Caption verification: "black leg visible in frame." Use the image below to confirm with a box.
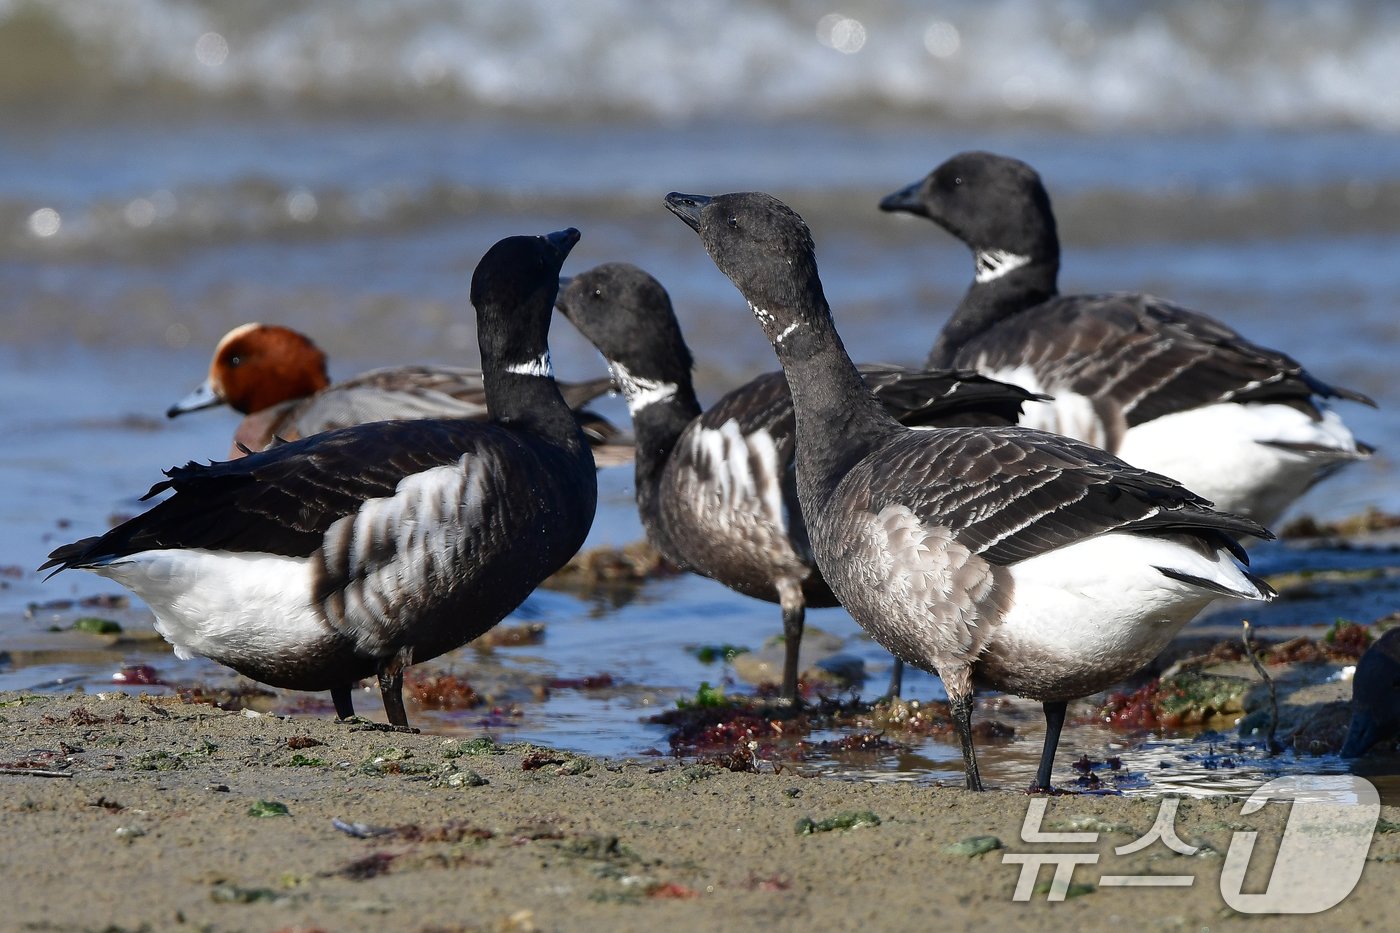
[1033,700,1068,792]
[777,584,805,706]
[884,659,904,701]
[949,692,984,791]
[331,685,355,720]
[378,658,409,728]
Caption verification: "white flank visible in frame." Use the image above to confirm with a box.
[91,550,325,668]
[980,362,1047,397]
[1115,402,1366,526]
[325,457,485,654]
[975,249,1032,283]
[609,361,677,414]
[982,363,1112,449]
[996,532,1268,678]
[693,421,786,533]
[505,351,554,377]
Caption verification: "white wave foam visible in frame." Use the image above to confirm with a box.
[6,0,1400,129]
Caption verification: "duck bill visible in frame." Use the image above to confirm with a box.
[878,180,927,216]
[664,192,712,232]
[166,378,225,418]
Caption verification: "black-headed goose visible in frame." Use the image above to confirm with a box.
[557,261,1038,703]
[880,150,1373,528]
[667,190,1274,790]
[43,230,598,728]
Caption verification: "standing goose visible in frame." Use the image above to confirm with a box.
[557,262,1038,703]
[666,190,1273,790]
[168,322,627,464]
[42,230,597,728]
[879,151,1373,528]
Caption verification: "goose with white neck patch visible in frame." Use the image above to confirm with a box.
[880,150,1373,529]
[666,190,1274,791]
[43,229,597,728]
[557,262,1039,704]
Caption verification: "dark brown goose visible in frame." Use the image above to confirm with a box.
[667,190,1274,790]
[42,230,597,728]
[880,150,1373,528]
[557,261,1038,702]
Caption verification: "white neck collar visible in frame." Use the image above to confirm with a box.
[610,361,677,414]
[975,249,1031,284]
[505,351,553,378]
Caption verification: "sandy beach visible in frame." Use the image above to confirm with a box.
[2,690,1397,932]
[6,4,1400,930]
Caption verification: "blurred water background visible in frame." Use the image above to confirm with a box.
[2,0,1399,790]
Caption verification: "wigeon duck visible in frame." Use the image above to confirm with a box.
[1341,627,1400,758]
[168,322,629,465]
[43,229,598,728]
[879,151,1374,528]
[557,262,1039,703]
[667,190,1272,790]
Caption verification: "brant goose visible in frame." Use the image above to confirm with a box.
[880,151,1373,528]
[42,230,597,728]
[666,190,1274,790]
[557,262,1038,702]
[169,322,628,464]
[1341,627,1400,758]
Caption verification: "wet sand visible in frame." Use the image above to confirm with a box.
[2,691,1397,932]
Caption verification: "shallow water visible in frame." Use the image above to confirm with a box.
[7,336,1399,796]
[4,2,1400,798]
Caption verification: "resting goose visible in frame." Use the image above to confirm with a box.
[880,150,1373,528]
[667,190,1273,790]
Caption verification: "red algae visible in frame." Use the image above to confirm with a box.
[111,664,164,685]
[335,852,398,881]
[285,735,325,750]
[520,751,566,771]
[406,671,481,710]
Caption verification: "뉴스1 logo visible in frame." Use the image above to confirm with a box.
[1003,774,1379,913]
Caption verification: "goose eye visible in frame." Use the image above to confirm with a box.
[593,288,603,299]
[953,176,963,186]
[227,355,243,368]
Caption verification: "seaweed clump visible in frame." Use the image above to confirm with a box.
[406,671,481,710]
[1098,670,1252,730]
